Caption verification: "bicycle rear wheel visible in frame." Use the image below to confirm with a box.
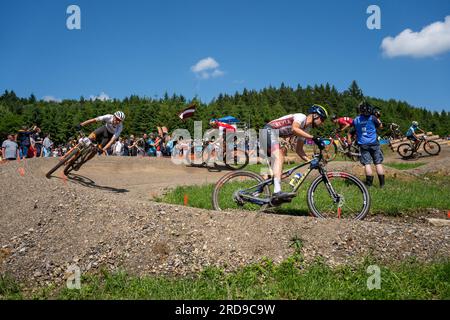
[349,145,361,162]
[397,143,414,159]
[307,172,370,220]
[212,171,271,211]
[45,148,79,178]
[225,149,249,170]
[423,140,440,156]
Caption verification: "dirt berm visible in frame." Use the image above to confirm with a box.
[0,156,449,290]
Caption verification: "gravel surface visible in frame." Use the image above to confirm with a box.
[0,154,449,290]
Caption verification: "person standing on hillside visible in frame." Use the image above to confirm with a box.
[32,126,43,157]
[2,134,20,161]
[17,126,35,159]
[353,101,385,188]
[42,134,53,157]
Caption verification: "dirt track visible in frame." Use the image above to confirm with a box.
[0,148,449,290]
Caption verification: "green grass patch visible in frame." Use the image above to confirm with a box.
[384,162,426,170]
[158,174,450,216]
[3,258,449,300]
[0,274,23,300]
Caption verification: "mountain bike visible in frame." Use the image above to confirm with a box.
[397,135,441,159]
[212,144,371,220]
[313,130,361,162]
[45,131,101,178]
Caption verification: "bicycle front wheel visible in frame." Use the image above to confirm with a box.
[424,140,440,156]
[45,148,79,178]
[307,172,370,220]
[212,171,271,211]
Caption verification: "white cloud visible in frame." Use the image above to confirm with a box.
[42,95,61,102]
[381,16,450,58]
[89,92,110,101]
[191,57,225,79]
[211,69,225,78]
[191,57,219,72]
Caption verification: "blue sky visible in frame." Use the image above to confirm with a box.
[1,0,449,111]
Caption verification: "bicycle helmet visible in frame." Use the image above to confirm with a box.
[412,121,419,127]
[308,104,329,120]
[114,111,126,121]
[358,101,373,115]
[331,114,338,121]
[373,107,381,118]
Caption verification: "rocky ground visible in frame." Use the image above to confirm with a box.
[0,149,449,292]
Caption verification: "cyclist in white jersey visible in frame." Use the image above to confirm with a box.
[263,105,328,201]
[77,111,125,155]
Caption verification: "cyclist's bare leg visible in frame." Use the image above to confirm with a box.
[271,146,284,194]
[347,132,352,147]
[85,131,98,162]
[415,140,420,150]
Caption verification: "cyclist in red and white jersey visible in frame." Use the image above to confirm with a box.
[263,104,328,201]
[331,115,355,147]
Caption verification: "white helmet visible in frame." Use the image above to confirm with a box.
[412,121,418,127]
[114,111,125,121]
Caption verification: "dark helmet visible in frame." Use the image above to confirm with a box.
[373,108,381,118]
[308,104,329,120]
[358,101,373,115]
[331,114,338,121]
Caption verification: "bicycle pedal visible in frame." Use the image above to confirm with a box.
[270,193,296,205]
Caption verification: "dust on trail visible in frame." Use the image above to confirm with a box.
[0,148,449,290]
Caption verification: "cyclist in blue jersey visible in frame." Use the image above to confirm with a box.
[405,121,425,150]
[353,101,385,188]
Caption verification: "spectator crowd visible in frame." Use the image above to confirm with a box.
[1,125,181,161]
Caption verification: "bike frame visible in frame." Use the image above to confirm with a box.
[237,150,339,206]
[331,131,351,151]
[410,137,426,152]
[63,132,99,163]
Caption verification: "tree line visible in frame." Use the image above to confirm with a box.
[1,81,449,144]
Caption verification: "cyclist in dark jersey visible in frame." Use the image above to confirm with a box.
[264,104,328,201]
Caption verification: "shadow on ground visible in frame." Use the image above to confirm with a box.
[56,173,129,193]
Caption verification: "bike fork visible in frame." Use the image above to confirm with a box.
[321,174,341,204]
